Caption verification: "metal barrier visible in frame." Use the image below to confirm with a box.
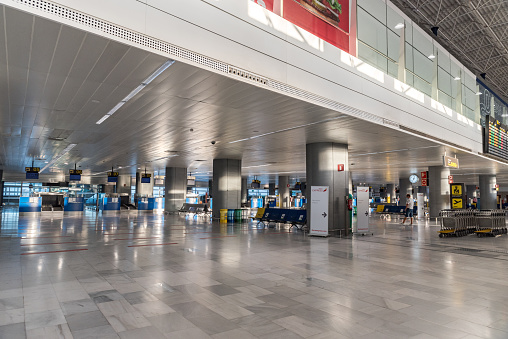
[438,209,507,238]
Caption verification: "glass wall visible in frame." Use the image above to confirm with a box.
[357,0,478,123]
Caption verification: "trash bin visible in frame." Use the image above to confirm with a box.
[234,209,242,222]
[227,209,235,222]
[220,209,228,223]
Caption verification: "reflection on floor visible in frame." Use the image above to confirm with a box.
[0,209,508,338]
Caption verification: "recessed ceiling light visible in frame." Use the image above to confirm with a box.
[454,77,461,81]
[476,92,482,95]
[428,54,436,59]
[394,23,405,29]
[64,162,68,165]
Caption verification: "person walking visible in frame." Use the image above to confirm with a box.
[401,193,414,225]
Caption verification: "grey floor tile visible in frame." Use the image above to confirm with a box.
[66,310,109,332]
[148,312,197,333]
[71,324,120,339]
[25,309,65,330]
[204,284,240,296]
[0,323,26,339]
[61,298,99,316]
[186,313,239,335]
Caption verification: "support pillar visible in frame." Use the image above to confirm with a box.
[479,175,497,209]
[301,181,307,197]
[0,170,3,207]
[306,143,350,234]
[136,172,154,198]
[278,176,290,208]
[268,183,275,195]
[116,175,131,196]
[428,166,450,218]
[164,167,187,213]
[212,159,241,219]
[386,184,395,204]
[241,177,248,205]
[398,178,412,204]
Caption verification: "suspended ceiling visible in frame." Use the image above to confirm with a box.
[0,4,506,185]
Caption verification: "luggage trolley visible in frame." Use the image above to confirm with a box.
[475,209,508,237]
[438,209,472,238]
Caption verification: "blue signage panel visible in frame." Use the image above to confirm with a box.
[141,177,150,183]
[69,174,81,181]
[26,172,39,180]
[107,177,118,183]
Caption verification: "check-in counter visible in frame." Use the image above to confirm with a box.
[100,197,121,212]
[19,197,42,214]
[64,197,84,213]
[137,197,155,211]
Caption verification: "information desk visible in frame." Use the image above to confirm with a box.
[137,198,155,211]
[19,197,42,213]
[100,197,121,211]
[64,197,84,213]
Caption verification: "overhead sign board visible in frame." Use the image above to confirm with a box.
[309,186,329,237]
[25,167,40,173]
[443,155,459,169]
[26,172,39,180]
[484,115,508,161]
[69,169,83,175]
[107,171,119,183]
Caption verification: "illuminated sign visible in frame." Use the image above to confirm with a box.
[443,155,459,169]
[484,115,508,161]
[69,169,83,175]
[25,167,40,173]
[450,183,465,209]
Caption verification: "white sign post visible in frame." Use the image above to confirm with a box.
[417,193,424,219]
[310,186,329,237]
[355,187,370,234]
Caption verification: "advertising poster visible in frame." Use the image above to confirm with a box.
[310,186,329,236]
[355,186,369,233]
[252,0,351,53]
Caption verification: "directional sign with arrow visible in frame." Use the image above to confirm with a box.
[322,212,327,218]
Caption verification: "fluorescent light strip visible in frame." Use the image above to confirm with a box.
[40,144,77,173]
[352,145,441,157]
[229,116,345,144]
[96,60,175,125]
[89,155,178,176]
[242,164,272,169]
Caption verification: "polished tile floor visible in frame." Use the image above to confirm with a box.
[1,209,508,338]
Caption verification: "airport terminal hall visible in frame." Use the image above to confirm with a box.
[3,0,508,338]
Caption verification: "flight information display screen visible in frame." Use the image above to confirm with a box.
[484,115,508,160]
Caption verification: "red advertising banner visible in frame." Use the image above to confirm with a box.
[253,0,350,53]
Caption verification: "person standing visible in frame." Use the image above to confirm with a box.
[401,193,414,225]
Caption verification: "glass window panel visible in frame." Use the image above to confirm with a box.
[387,30,400,61]
[405,23,412,44]
[451,61,461,79]
[388,59,398,78]
[412,28,433,56]
[358,8,387,55]
[387,6,402,36]
[465,87,476,109]
[405,43,413,71]
[413,50,433,83]
[451,76,460,97]
[405,72,414,86]
[358,0,386,24]
[358,42,388,73]
[438,90,451,108]
[438,50,451,73]
[465,73,476,91]
[414,76,431,97]
[438,67,451,95]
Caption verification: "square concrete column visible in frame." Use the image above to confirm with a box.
[116,175,131,196]
[212,159,241,218]
[241,177,248,205]
[278,176,290,208]
[306,143,350,233]
[268,183,275,195]
[136,172,154,198]
[398,178,412,204]
[479,175,497,209]
[164,167,187,213]
[386,184,395,204]
[428,166,451,218]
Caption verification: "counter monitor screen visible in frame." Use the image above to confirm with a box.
[484,115,508,161]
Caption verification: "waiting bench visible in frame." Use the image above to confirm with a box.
[253,208,307,230]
